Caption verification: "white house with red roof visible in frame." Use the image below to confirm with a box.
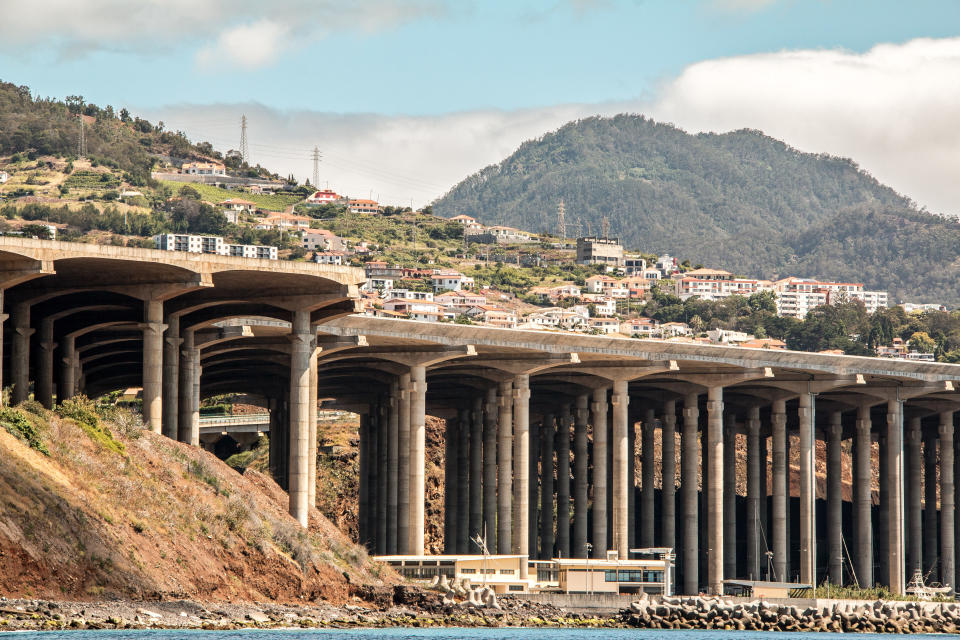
[306,189,341,205]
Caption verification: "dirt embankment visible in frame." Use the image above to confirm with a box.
[0,400,395,604]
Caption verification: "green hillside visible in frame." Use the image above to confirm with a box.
[433,114,960,304]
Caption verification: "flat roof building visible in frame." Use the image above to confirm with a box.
[576,237,624,266]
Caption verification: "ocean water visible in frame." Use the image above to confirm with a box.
[6,630,946,640]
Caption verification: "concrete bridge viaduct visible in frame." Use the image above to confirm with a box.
[5,238,960,596]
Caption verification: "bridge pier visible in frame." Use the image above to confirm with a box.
[287,310,313,527]
[827,413,843,584]
[940,412,955,590]
[513,374,531,576]
[497,379,513,554]
[162,315,180,440]
[141,299,165,433]
[641,408,655,549]
[681,392,699,593]
[747,406,762,580]
[661,400,677,558]
[573,393,589,558]
[556,404,571,559]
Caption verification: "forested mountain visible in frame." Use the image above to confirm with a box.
[433,115,960,303]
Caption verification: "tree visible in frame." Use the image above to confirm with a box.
[909,331,936,354]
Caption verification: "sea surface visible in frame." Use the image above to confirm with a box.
[4,629,947,640]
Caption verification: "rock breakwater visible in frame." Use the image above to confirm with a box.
[623,593,960,634]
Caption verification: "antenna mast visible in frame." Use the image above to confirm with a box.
[556,200,566,239]
[311,146,321,187]
[239,115,249,165]
[77,114,87,158]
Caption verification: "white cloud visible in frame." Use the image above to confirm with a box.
[0,0,445,67]
[147,36,960,215]
[649,37,960,215]
[195,20,289,70]
[709,0,777,12]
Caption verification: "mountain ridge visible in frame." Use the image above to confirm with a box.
[433,114,960,303]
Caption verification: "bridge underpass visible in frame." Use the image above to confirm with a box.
[6,237,960,597]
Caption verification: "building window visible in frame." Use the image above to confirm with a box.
[500,569,515,575]
[508,585,524,592]
[461,568,476,574]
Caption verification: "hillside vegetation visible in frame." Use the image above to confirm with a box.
[0,398,390,602]
[433,115,960,304]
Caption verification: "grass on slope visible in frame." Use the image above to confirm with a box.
[160,181,303,212]
[0,398,391,602]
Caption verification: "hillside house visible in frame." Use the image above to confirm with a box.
[466,305,518,329]
[385,289,434,302]
[220,198,258,213]
[313,251,344,265]
[306,189,341,205]
[620,317,660,338]
[740,338,787,350]
[348,199,381,214]
[302,229,345,252]
[254,212,311,231]
[588,317,620,334]
[576,236,624,267]
[382,298,443,322]
[661,322,692,337]
[449,214,484,231]
[0,171,8,184]
[431,270,474,293]
[182,161,226,176]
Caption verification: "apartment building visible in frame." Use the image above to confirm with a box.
[576,236,624,266]
[153,234,277,260]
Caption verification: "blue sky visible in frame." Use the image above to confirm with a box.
[3,1,958,114]
[1,1,959,210]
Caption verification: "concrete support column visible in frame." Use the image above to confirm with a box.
[662,400,677,554]
[512,374,531,576]
[141,299,165,433]
[939,412,955,591]
[887,399,905,594]
[367,409,380,551]
[681,393,699,594]
[376,401,388,555]
[854,404,873,587]
[444,415,457,554]
[469,396,483,542]
[456,407,470,554]
[540,413,556,559]
[11,302,32,405]
[177,331,199,445]
[878,431,889,585]
[358,413,370,548]
[772,398,788,583]
[557,405,571,558]
[36,318,55,409]
[706,386,724,594]
[483,387,498,548]
[798,392,816,586]
[611,380,630,559]
[387,382,400,555]
[923,426,938,578]
[641,408,656,548]
[408,364,427,556]
[308,348,319,510]
[905,417,922,576]
[497,380,513,554]
[397,372,412,553]
[747,406,762,580]
[287,309,313,527]
[161,315,180,439]
[529,415,540,560]
[573,394,589,558]
[827,412,844,585]
[591,387,609,558]
[723,411,736,579]
[0,291,6,403]
[59,334,76,402]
